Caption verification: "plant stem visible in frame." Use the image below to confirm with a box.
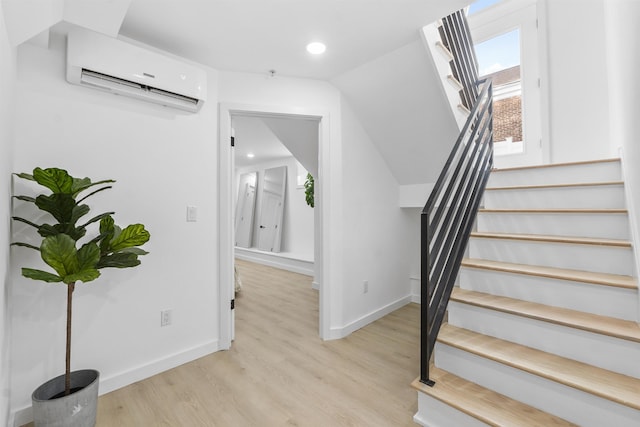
[65,282,75,396]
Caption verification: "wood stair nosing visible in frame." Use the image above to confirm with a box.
[469,231,632,248]
[411,368,577,427]
[450,288,640,343]
[461,258,637,289]
[485,180,624,191]
[437,323,640,411]
[491,158,620,173]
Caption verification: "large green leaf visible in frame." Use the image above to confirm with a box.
[99,216,115,252]
[37,223,60,237]
[63,269,100,284]
[77,242,100,270]
[22,268,62,283]
[33,168,74,194]
[70,204,90,224]
[35,194,76,223]
[99,215,115,234]
[109,224,150,251]
[40,234,79,278]
[97,252,141,269]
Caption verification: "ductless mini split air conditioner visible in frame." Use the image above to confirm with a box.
[66,29,207,113]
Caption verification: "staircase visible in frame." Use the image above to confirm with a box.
[413,158,640,426]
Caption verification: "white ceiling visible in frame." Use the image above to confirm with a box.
[233,116,292,168]
[119,0,471,80]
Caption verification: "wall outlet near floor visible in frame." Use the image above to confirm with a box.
[160,309,172,327]
[363,280,369,294]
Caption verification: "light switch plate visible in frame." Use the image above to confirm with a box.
[187,205,198,222]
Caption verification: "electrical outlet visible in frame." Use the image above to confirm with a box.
[160,310,172,327]
[363,280,369,294]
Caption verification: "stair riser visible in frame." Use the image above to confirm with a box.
[414,393,488,427]
[483,185,625,209]
[459,268,638,321]
[435,343,640,427]
[468,238,634,276]
[488,161,621,187]
[448,302,640,378]
[477,212,629,240]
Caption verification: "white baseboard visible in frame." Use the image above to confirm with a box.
[328,295,412,340]
[235,247,314,276]
[311,281,320,290]
[11,340,219,426]
[411,276,421,304]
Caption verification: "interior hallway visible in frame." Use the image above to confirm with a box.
[28,260,420,426]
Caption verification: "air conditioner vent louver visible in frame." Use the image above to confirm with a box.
[67,29,207,113]
[80,69,200,110]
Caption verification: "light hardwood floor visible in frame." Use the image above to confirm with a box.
[26,260,421,426]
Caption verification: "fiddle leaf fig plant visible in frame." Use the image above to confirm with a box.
[11,167,150,396]
[304,173,314,208]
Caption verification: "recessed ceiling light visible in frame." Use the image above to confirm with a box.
[247,153,255,158]
[306,42,326,55]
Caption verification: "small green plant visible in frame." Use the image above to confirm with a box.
[304,173,314,208]
[11,167,150,396]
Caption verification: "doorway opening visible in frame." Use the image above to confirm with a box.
[218,104,331,348]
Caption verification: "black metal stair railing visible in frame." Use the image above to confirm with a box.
[420,9,494,386]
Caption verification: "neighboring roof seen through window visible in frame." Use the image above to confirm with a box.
[468,0,503,15]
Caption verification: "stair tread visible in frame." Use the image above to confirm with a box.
[438,324,640,410]
[412,368,577,427]
[470,231,632,248]
[486,180,624,191]
[450,288,640,343]
[479,208,627,214]
[462,258,637,289]
[491,158,620,173]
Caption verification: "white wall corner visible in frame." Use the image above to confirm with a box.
[63,0,132,37]
[618,148,640,323]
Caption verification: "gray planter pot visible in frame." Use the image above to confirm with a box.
[31,369,99,427]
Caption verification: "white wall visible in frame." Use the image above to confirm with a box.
[219,71,416,338]
[0,3,16,425]
[604,0,640,288]
[236,156,314,260]
[9,31,220,421]
[339,99,412,332]
[544,0,613,162]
